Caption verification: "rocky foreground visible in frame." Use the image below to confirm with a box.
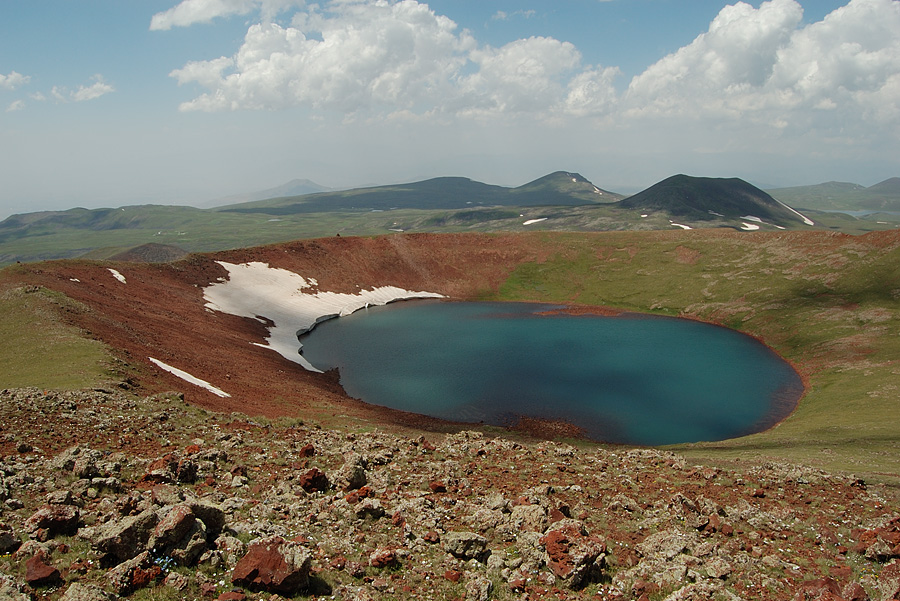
[1,388,900,601]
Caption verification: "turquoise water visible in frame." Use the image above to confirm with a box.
[298,300,803,445]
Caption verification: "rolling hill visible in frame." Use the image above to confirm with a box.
[768,177,900,212]
[621,174,814,227]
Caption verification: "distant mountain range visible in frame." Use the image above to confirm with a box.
[218,171,622,214]
[2,170,898,265]
[766,178,900,212]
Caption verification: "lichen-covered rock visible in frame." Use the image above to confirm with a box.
[88,508,158,566]
[59,582,117,601]
[636,529,700,561]
[465,574,493,601]
[105,551,161,595]
[0,573,30,601]
[231,535,313,595]
[336,453,368,491]
[442,531,488,560]
[508,503,549,533]
[148,503,209,566]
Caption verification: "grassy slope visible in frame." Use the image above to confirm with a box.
[492,230,900,483]
[0,277,112,389]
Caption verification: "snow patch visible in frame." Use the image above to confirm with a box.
[741,223,761,231]
[774,200,815,226]
[669,222,692,230]
[740,215,763,223]
[202,261,444,372]
[149,357,230,398]
[523,218,548,226]
[108,269,126,284]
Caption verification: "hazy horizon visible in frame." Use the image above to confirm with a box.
[2,0,898,219]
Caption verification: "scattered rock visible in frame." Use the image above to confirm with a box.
[231,535,313,595]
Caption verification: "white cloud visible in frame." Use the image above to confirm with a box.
[492,10,536,21]
[164,0,900,155]
[623,0,900,137]
[169,0,616,118]
[150,0,305,30]
[51,76,115,103]
[0,71,30,90]
[6,100,25,112]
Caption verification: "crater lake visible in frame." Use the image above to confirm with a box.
[298,300,803,445]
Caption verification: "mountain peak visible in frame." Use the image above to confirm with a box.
[621,174,813,227]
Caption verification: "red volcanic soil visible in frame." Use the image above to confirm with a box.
[10,233,560,436]
[8,229,897,439]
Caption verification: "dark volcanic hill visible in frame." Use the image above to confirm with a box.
[621,174,813,227]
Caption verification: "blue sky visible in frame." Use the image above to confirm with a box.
[1,0,898,218]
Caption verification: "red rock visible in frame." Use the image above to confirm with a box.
[829,565,852,579]
[217,592,247,601]
[429,480,447,493]
[540,521,605,589]
[231,535,312,595]
[509,578,527,592]
[345,486,372,504]
[329,555,347,570]
[131,565,163,589]
[842,582,868,601]
[423,531,440,543]
[390,512,406,528]
[25,552,61,587]
[142,453,180,483]
[298,443,316,457]
[298,468,329,493]
[798,578,842,598]
[444,569,462,582]
[369,548,397,568]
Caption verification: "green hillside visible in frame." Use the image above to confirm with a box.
[768,177,900,212]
